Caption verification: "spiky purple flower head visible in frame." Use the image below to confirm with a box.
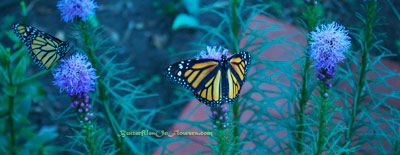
[57,0,98,23]
[196,46,231,60]
[209,104,229,129]
[53,53,98,96]
[309,22,351,73]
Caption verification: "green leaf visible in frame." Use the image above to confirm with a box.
[182,0,199,15]
[0,44,9,67]
[12,112,30,124]
[20,1,27,16]
[19,69,49,86]
[12,55,27,84]
[0,67,9,85]
[172,14,199,30]
[2,85,17,96]
[0,106,8,118]
[88,15,100,28]
[15,95,31,117]
[19,80,45,100]
[15,149,29,155]
[24,126,58,152]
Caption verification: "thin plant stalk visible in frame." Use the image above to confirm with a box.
[81,111,95,154]
[230,0,240,152]
[296,2,319,153]
[308,20,350,154]
[86,123,95,154]
[8,97,15,154]
[78,20,126,155]
[6,51,16,155]
[345,1,377,144]
[210,104,230,154]
[316,85,329,155]
[394,128,400,155]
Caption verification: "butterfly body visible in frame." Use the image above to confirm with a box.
[166,51,252,107]
[12,24,70,70]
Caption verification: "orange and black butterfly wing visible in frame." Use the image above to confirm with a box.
[165,59,223,107]
[224,51,252,104]
[12,24,37,46]
[12,24,69,70]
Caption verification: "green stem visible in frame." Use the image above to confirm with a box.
[231,0,239,53]
[394,135,399,155]
[316,84,329,155]
[218,134,223,154]
[217,130,228,154]
[230,0,240,153]
[393,128,400,155]
[296,3,318,153]
[7,54,15,155]
[345,1,376,144]
[297,52,311,153]
[78,20,126,155]
[232,100,239,149]
[84,121,95,155]
[8,96,15,155]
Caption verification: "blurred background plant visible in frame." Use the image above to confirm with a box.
[0,0,399,154]
[0,3,58,154]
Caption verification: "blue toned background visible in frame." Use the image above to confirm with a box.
[0,0,399,154]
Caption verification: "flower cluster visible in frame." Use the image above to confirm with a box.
[53,53,98,122]
[315,65,336,98]
[209,104,229,129]
[309,22,351,74]
[70,92,94,122]
[310,22,350,97]
[306,0,318,5]
[197,46,230,60]
[57,0,98,23]
[53,53,98,96]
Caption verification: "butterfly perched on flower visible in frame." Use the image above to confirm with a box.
[165,46,252,107]
[12,24,70,70]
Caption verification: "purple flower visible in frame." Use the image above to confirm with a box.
[69,92,94,122]
[309,22,351,73]
[209,104,229,129]
[196,46,230,60]
[57,0,98,23]
[53,53,98,96]
[305,0,318,5]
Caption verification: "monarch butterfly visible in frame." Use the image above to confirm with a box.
[165,50,252,107]
[12,24,70,70]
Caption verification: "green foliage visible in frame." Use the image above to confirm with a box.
[396,39,400,54]
[335,2,400,153]
[206,126,236,154]
[152,0,182,16]
[172,14,199,30]
[67,17,170,154]
[171,0,200,30]
[163,0,399,154]
[182,0,199,15]
[0,17,58,154]
[1,0,399,154]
